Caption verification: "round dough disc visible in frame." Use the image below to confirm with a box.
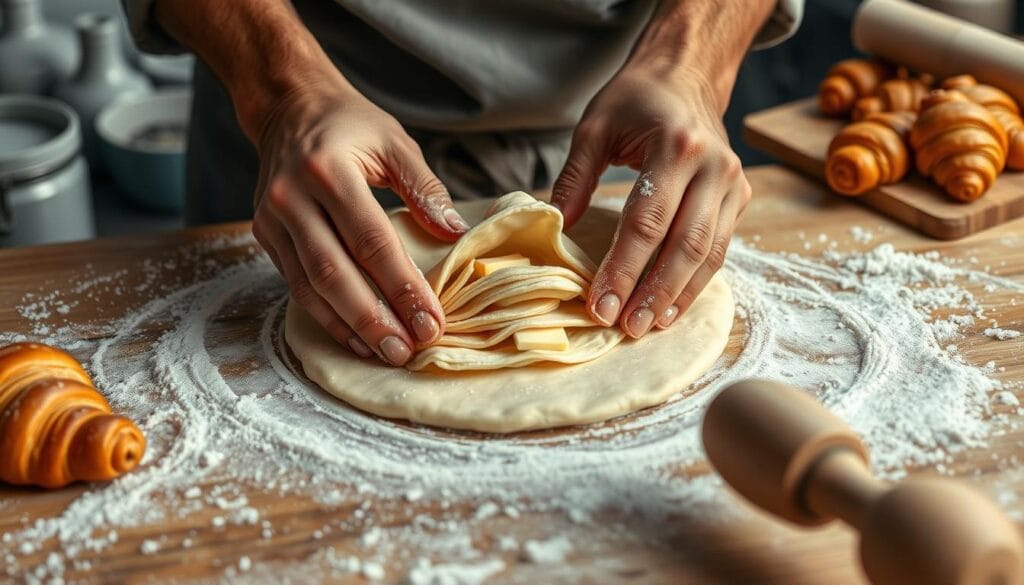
[285,199,735,433]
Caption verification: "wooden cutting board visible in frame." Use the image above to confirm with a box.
[743,97,1024,240]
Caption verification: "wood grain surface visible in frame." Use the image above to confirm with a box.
[744,98,1024,240]
[1,166,1022,584]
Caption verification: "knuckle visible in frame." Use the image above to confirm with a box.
[265,178,291,211]
[350,227,396,265]
[739,179,753,203]
[704,239,730,271]
[640,275,677,306]
[388,281,421,309]
[669,129,706,161]
[676,222,714,263]
[302,151,332,181]
[599,263,643,291]
[675,286,698,310]
[289,277,319,307]
[626,203,670,245]
[306,250,342,292]
[723,153,742,178]
[350,308,381,334]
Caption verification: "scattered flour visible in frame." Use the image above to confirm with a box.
[985,327,1022,341]
[406,558,505,585]
[2,224,1022,583]
[522,535,573,563]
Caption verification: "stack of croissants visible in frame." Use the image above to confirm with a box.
[819,58,1024,202]
[0,342,146,488]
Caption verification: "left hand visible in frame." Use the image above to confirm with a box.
[551,67,751,338]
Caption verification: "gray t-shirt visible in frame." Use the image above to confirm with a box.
[123,1,803,221]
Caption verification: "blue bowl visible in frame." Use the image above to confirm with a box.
[96,90,191,213]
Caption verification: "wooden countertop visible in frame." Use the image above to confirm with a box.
[1,165,1022,584]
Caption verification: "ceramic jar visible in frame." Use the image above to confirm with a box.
[0,0,78,94]
[0,95,94,247]
[53,13,152,169]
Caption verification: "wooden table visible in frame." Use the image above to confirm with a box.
[1,165,1022,584]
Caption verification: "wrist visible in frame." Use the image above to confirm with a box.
[233,57,354,145]
[623,0,775,112]
[152,0,356,142]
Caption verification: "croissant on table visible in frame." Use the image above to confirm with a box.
[826,111,916,196]
[819,59,896,116]
[941,75,1024,171]
[0,342,146,488]
[851,76,932,121]
[910,90,1008,202]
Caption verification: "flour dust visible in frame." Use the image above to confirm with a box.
[2,218,1023,584]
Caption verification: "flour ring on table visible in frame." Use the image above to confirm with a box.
[285,194,735,433]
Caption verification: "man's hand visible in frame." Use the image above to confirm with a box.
[153,0,469,365]
[551,0,773,338]
[251,77,469,365]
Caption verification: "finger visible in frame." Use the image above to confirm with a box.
[586,148,695,329]
[303,154,447,346]
[658,177,749,330]
[619,166,726,338]
[257,212,371,357]
[385,139,469,242]
[550,121,609,229]
[266,177,417,366]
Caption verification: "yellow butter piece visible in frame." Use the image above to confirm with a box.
[513,327,570,351]
[473,254,531,277]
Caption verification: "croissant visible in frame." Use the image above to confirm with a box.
[851,76,932,121]
[826,111,916,196]
[819,59,896,116]
[941,75,1024,170]
[910,90,1008,202]
[0,342,146,488]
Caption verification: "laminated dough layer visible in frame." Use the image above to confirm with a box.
[285,194,735,433]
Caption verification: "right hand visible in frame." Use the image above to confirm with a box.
[251,77,470,366]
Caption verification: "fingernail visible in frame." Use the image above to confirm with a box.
[626,308,655,338]
[443,208,469,232]
[657,305,679,329]
[593,293,621,326]
[348,337,373,358]
[379,336,412,365]
[411,311,439,343]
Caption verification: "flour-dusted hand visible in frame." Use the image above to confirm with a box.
[551,0,776,339]
[552,70,750,338]
[151,0,473,366]
[251,77,470,365]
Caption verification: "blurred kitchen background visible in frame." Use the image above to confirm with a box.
[0,0,1021,247]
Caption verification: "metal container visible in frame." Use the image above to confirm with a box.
[0,95,94,247]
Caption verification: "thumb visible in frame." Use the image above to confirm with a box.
[389,143,469,243]
[551,125,607,229]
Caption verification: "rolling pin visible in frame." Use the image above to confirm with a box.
[702,379,1024,585]
[853,0,1024,107]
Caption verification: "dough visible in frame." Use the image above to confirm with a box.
[409,192,623,371]
[285,193,735,433]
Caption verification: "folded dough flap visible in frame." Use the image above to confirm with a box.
[409,192,626,371]
[426,192,596,294]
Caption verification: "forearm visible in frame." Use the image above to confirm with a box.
[152,0,351,141]
[624,0,776,112]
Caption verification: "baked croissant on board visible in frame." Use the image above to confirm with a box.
[0,342,146,488]
[910,90,1008,202]
[826,111,916,196]
[818,59,896,116]
[851,76,932,121]
[941,75,1024,171]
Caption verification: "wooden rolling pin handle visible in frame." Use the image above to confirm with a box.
[802,448,886,530]
[703,379,1024,585]
[701,379,869,526]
